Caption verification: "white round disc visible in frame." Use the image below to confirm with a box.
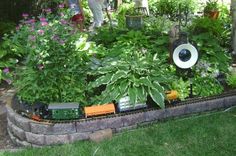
[173,43,198,69]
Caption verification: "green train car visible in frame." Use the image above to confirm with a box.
[48,103,80,120]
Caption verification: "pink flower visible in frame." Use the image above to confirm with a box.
[58,3,65,8]
[37,64,44,70]
[44,8,52,14]
[52,35,59,41]
[29,19,36,24]
[41,21,48,26]
[22,13,29,18]
[40,17,47,22]
[16,26,20,31]
[59,39,65,45]
[29,35,36,41]
[3,68,9,73]
[60,13,65,17]
[38,30,45,35]
[60,19,67,25]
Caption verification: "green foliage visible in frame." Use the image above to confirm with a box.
[149,0,197,20]
[193,76,223,97]
[144,15,173,33]
[226,72,236,88]
[189,16,231,74]
[171,78,190,100]
[0,21,16,37]
[116,2,135,28]
[203,0,219,13]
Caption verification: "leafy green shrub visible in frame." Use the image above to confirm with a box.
[10,6,95,105]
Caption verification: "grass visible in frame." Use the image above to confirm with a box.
[1,106,236,156]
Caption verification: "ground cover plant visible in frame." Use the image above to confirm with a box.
[1,107,236,156]
[0,0,233,109]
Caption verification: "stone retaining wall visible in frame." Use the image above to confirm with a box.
[3,90,236,147]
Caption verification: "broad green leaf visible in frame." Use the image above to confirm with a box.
[119,80,129,95]
[110,70,127,84]
[139,77,153,88]
[128,87,137,105]
[152,81,164,92]
[93,73,113,87]
[109,85,120,101]
[149,88,165,109]
[136,86,147,103]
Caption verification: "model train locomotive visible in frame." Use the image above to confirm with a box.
[19,90,178,121]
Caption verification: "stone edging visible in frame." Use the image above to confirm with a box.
[3,90,236,147]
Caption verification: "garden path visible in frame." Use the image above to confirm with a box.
[0,83,17,150]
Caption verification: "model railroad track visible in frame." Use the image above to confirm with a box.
[39,89,236,124]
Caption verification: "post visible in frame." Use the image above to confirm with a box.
[232,0,236,64]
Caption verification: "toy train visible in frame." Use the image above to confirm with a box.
[20,90,179,121]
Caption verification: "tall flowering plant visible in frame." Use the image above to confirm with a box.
[12,5,95,105]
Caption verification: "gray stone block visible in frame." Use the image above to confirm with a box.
[144,109,165,122]
[224,96,236,107]
[169,106,185,117]
[30,122,52,134]
[15,139,31,147]
[52,122,76,134]
[45,134,69,145]
[122,112,145,127]
[6,106,16,124]
[115,125,137,133]
[101,117,123,129]
[14,113,31,132]
[25,132,45,145]
[69,132,90,142]
[7,127,17,145]
[76,120,102,132]
[206,98,224,110]
[89,129,112,143]
[11,122,26,141]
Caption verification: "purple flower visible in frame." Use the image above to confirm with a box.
[3,68,9,73]
[38,29,45,35]
[22,13,29,18]
[41,21,48,26]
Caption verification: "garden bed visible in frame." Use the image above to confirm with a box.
[5,89,236,147]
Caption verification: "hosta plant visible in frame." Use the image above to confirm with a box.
[89,47,174,109]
